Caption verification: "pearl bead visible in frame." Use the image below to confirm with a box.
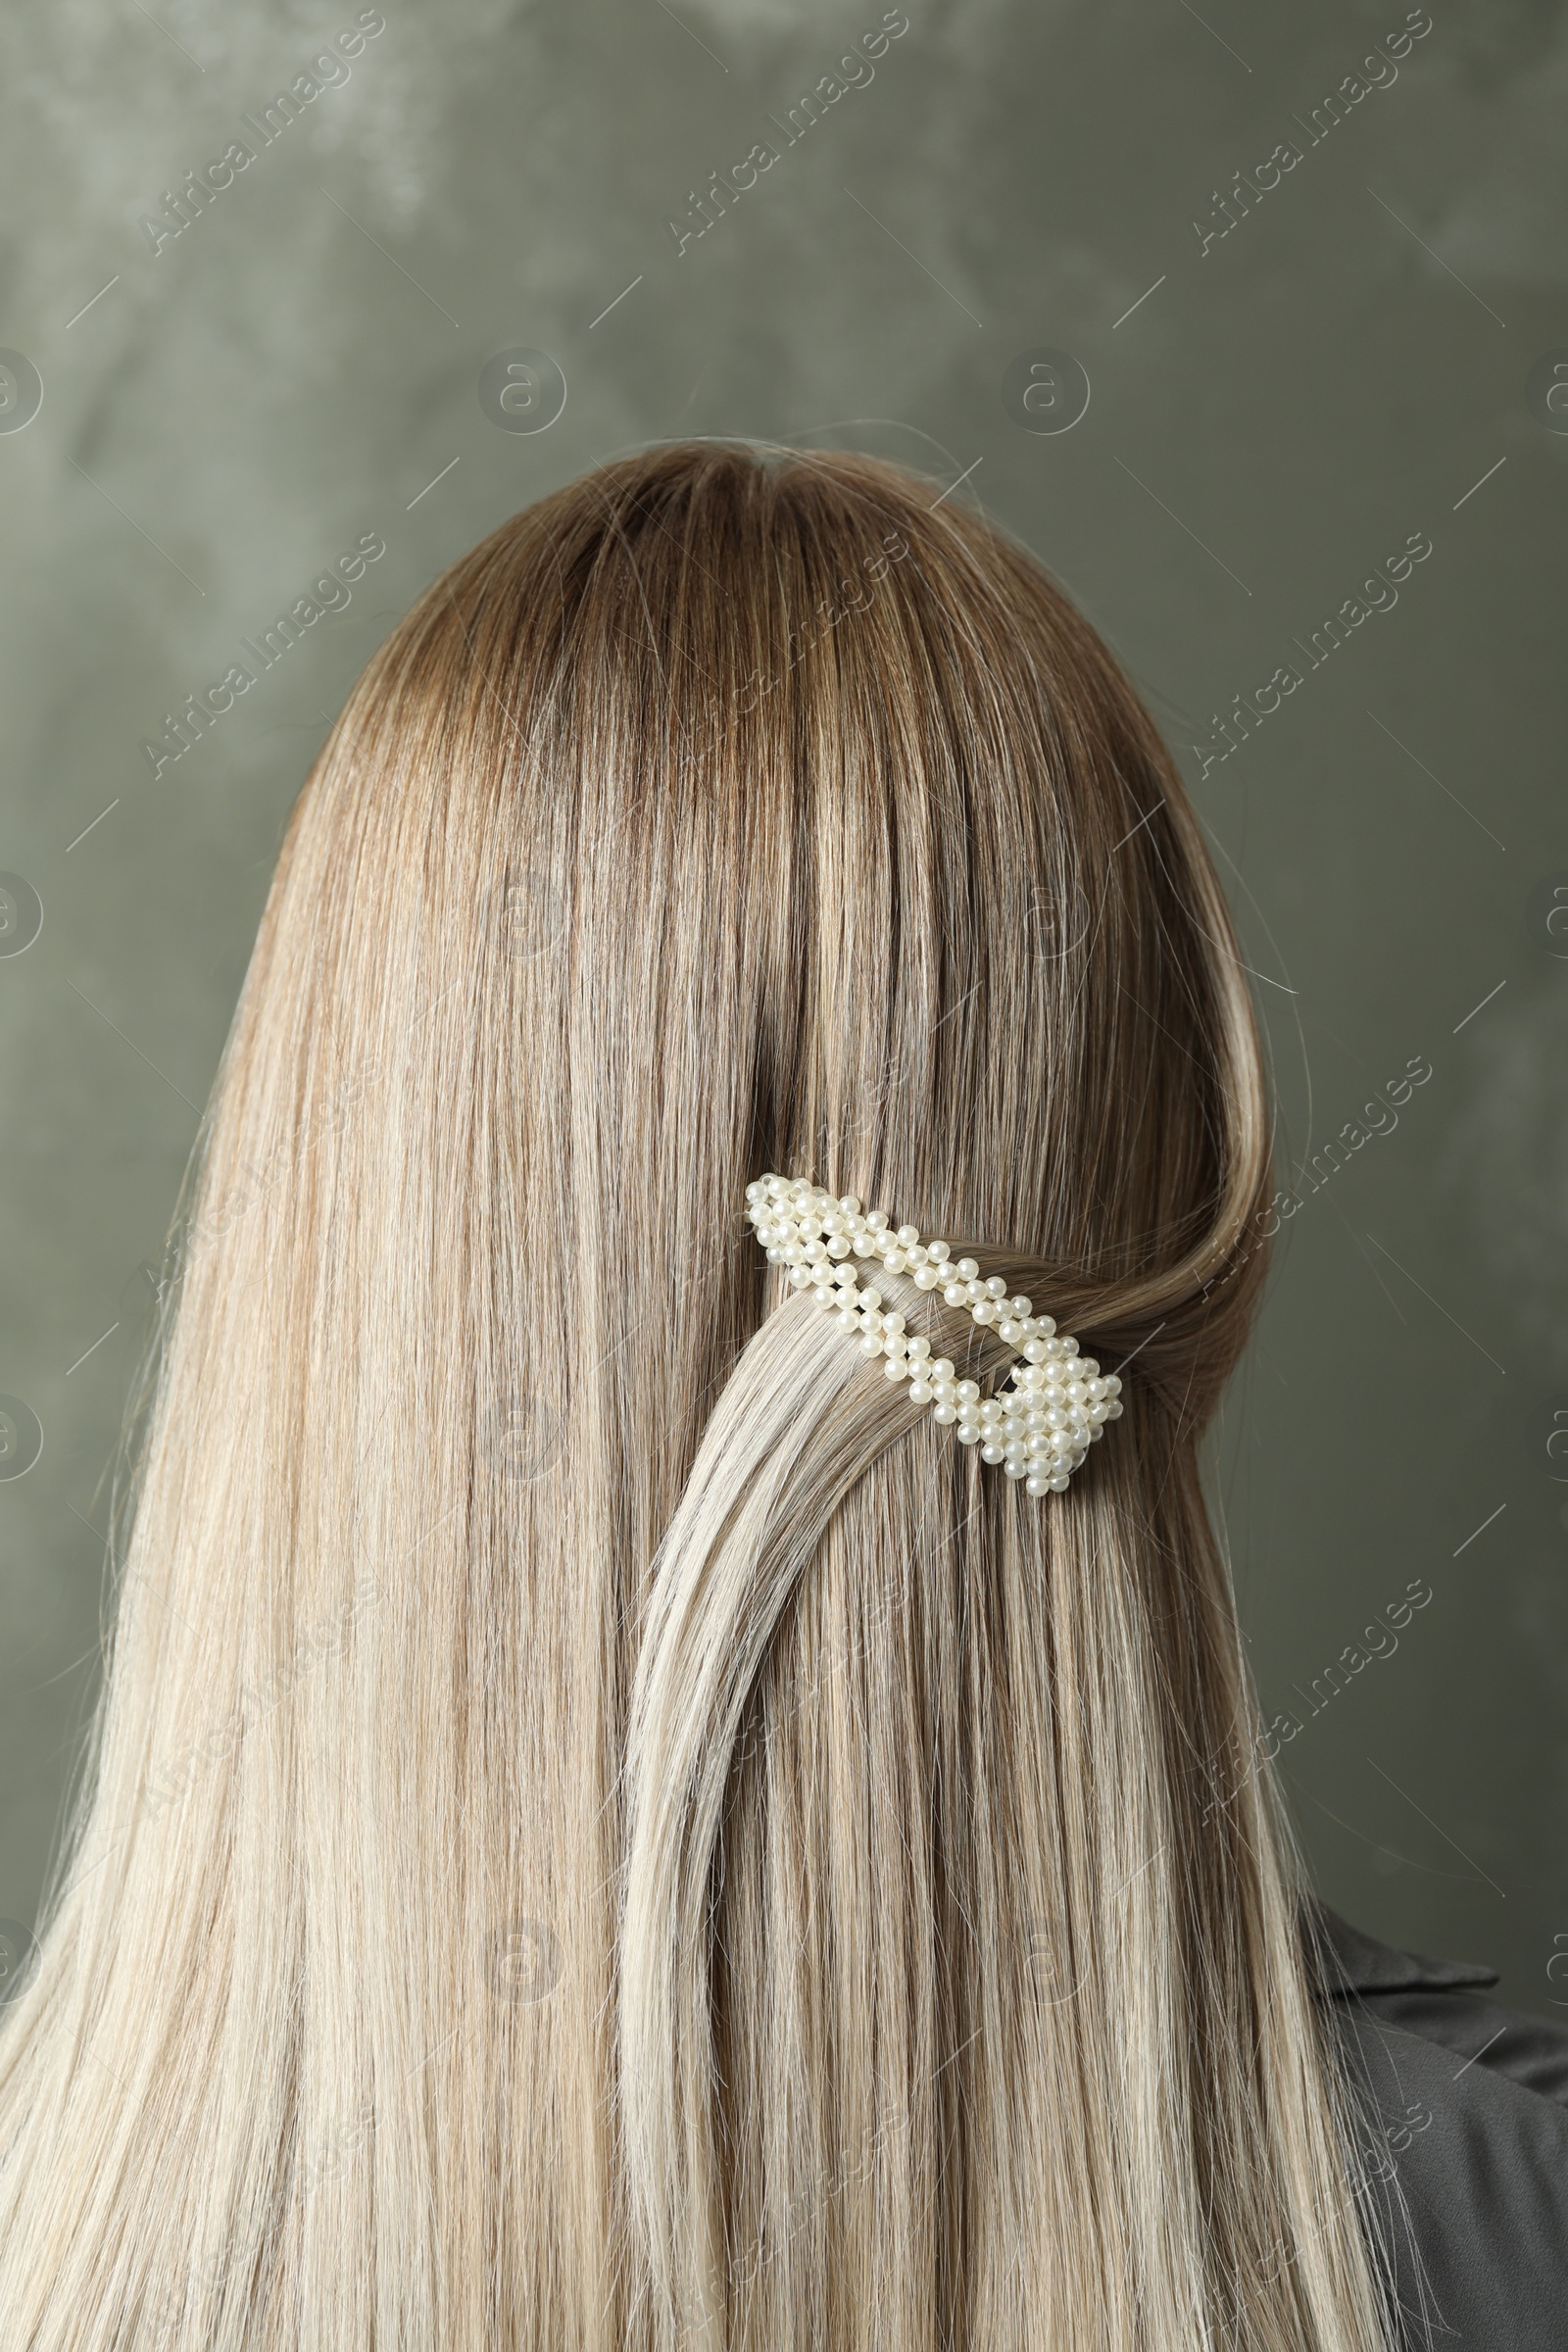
[908,1379,934,1403]
[956,1257,979,1281]
[884,1356,910,1382]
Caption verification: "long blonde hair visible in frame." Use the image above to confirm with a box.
[0,442,1399,2348]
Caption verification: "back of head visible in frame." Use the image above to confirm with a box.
[0,443,1396,2348]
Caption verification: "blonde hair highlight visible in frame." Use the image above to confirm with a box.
[0,442,1399,2348]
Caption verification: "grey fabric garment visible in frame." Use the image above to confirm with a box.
[1303,1898,1568,2348]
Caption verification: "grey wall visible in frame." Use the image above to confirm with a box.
[1,0,1565,2018]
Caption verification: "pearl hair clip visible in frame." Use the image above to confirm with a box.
[745,1173,1122,1494]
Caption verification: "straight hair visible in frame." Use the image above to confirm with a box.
[0,442,1402,2348]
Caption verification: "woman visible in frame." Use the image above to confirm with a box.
[1,441,1563,2347]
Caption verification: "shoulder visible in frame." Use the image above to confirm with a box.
[1307,1898,1568,2106]
[1304,1897,1568,2350]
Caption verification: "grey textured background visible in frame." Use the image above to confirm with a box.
[0,0,1565,2019]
